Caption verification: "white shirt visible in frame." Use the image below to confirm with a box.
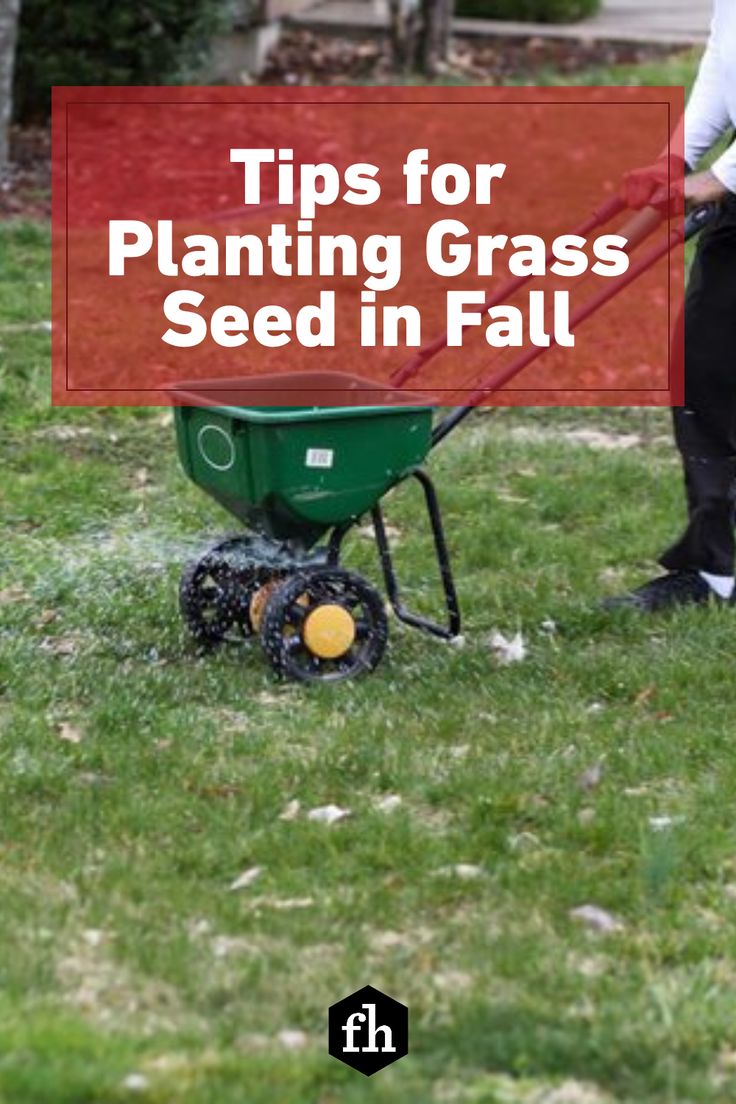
[686,0,736,191]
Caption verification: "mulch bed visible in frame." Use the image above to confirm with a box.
[261,28,682,85]
[0,32,685,221]
[1,125,51,220]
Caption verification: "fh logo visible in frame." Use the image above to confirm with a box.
[328,985,409,1076]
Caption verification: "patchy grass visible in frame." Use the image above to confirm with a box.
[4,50,736,1104]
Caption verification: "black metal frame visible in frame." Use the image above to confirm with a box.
[326,468,461,640]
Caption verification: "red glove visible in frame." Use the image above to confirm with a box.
[622,155,686,215]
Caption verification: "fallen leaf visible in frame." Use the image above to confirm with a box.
[488,630,527,666]
[436,863,483,880]
[540,1080,613,1104]
[277,1029,308,1050]
[82,929,110,947]
[0,585,30,604]
[307,804,350,825]
[649,815,684,831]
[35,608,57,628]
[358,522,401,543]
[578,762,604,792]
[41,636,78,657]
[58,722,83,744]
[448,744,470,759]
[508,831,539,852]
[229,865,263,891]
[121,1073,149,1093]
[76,771,113,788]
[211,934,259,958]
[278,798,300,821]
[569,904,623,934]
[255,690,293,706]
[375,794,402,813]
[633,685,656,706]
[246,896,315,911]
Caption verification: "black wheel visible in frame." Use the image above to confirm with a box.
[260,566,388,683]
[179,535,291,646]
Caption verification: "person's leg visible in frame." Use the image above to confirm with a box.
[607,197,736,611]
[661,197,736,579]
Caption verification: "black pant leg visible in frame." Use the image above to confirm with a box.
[659,197,736,577]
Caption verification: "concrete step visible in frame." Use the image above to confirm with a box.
[289,0,710,47]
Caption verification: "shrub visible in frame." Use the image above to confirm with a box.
[13,0,234,122]
[455,0,600,22]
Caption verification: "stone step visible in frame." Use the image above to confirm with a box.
[289,0,710,47]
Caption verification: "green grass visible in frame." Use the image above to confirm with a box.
[5,50,736,1104]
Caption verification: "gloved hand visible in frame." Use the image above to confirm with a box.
[622,154,687,215]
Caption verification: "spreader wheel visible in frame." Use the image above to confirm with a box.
[260,567,388,682]
[179,536,289,647]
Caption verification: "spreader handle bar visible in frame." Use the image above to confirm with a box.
[430,225,688,448]
[390,194,627,388]
[431,204,717,447]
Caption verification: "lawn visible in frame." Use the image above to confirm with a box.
[4,51,736,1104]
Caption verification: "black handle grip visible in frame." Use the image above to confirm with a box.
[684,203,718,242]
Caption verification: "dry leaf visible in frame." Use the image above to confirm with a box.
[35,609,57,628]
[41,636,78,657]
[488,630,527,666]
[375,794,402,813]
[634,685,656,707]
[58,722,83,744]
[277,1029,308,1050]
[436,863,483,880]
[211,935,259,958]
[508,831,540,852]
[0,585,30,604]
[649,815,684,831]
[120,1073,149,1093]
[246,896,315,911]
[307,804,350,825]
[578,762,604,792]
[228,865,263,891]
[278,799,300,821]
[569,904,623,934]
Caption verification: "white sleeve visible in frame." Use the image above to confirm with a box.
[684,25,731,170]
[711,142,736,193]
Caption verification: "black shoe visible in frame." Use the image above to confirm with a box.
[603,570,719,613]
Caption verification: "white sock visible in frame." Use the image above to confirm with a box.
[699,571,735,600]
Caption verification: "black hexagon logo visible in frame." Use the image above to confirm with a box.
[328,985,408,1076]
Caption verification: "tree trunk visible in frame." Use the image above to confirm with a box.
[387,0,452,77]
[386,0,421,73]
[418,0,452,76]
[0,0,21,180]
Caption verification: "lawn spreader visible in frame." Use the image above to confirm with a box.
[172,200,714,683]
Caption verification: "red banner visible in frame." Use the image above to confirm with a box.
[52,85,684,407]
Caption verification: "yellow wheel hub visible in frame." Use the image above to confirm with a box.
[303,603,356,659]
